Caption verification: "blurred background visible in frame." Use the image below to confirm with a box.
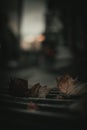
[1,0,87,88]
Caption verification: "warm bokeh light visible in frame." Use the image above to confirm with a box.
[36,35,45,42]
[20,35,44,51]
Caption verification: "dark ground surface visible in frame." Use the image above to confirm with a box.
[1,55,87,89]
[1,56,87,129]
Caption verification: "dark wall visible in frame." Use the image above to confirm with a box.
[0,0,22,88]
[47,1,87,56]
